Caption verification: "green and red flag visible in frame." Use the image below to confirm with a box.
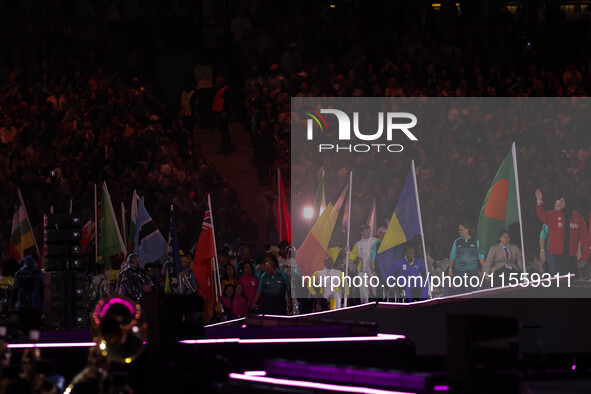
[477,144,520,255]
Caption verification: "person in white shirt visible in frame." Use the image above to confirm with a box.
[349,224,376,303]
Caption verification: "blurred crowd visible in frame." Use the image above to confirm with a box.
[0,0,590,323]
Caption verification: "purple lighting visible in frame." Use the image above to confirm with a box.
[8,342,97,349]
[243,371,267,376]
[228,372,415,394]
[433,385,450,391]
[179,333,404,345]
[98,297,136,318]
[572,365,577,371]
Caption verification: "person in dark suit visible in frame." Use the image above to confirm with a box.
[484,230,523,287]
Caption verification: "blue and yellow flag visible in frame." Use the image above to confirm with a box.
[375,167,421,279]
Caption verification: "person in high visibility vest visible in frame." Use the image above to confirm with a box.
[212,76,233,153]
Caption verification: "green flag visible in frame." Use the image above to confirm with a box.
[313,174,326,219]
[477,146,520,255]
[99,183,126,267]
[128,190,138,253]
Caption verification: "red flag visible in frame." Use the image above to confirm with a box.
[81,218,96,253]
[193,203,215,301]
[277,170,292,244]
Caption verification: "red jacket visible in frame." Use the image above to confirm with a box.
[536,203,566,255]
[537,203,588,256]
[583,212,591,262]
[569,210,587,257]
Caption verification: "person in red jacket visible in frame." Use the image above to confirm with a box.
[535,189,567,275]
[535,189,587,277]
[568,208,587,278]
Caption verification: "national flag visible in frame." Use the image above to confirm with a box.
[375,167,421,279]
[134,198,168,267]
[168,205,183,277]
[98,183,126,268]
[477,146,520,255]
[296,203,340,277]
[313,173,326,218]
[81,218,96,253]
[128,190,138,253]
[367,199,377,238]
[277,170,292,244]
[326,183,349,262]
[9,189,38,261]
[121,202,127,250]
[193,199,217,322]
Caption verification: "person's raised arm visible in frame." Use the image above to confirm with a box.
[535,189,549,224]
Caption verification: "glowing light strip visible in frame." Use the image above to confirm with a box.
[179,333,404,345]
[433,385,450,391]
[8,342,97,349]
[229,372,414,394]
[244,371,267,376]
[204,317,245,328]
[261,302,376,319]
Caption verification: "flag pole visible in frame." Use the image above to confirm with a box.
[208,194,222,298]
[18,189,39,256]
[344,171,352,308]
[94,184,98,265]
[277,168,282,243]
[512,142,527,273]
[411,161,431,299]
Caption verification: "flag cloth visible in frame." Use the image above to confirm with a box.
[277,170,292,244]
[313,174,326,218]
[133,198,168,267]
[128,190,138,253]
[9,190,38,262]
[376,168,421,279]
[367,199,377,238]
[296,203,340,277]
[121,203,127,251]
[98,183,126,268]
[326,183,349,262]
[193,202,216,323]
[81,218,96,253]
[168,205,183,277]
[477,148,519,255]
[164,269,172,294]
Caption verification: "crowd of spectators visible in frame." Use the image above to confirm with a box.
[0,1,590,319]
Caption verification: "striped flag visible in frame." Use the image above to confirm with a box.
[134,198,168,267]
[9,189,38,261]
[296,203,340,277]
[375,167,421,279]
[326,182,349,262]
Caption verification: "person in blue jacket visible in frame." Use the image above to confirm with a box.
[392,244,429,302]
[448,222,485,294]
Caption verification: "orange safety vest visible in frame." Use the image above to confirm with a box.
[212,86,229,112]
